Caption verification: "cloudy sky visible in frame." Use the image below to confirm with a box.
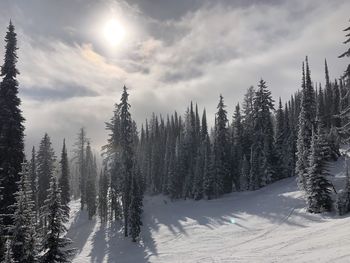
[0,0,349,155]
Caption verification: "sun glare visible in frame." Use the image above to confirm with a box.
[103,19,126,46]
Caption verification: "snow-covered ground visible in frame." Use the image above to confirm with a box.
[68,156,350,263]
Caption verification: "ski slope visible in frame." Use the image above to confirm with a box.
[68,156,350,263]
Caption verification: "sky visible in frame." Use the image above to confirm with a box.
[0,0,349,156]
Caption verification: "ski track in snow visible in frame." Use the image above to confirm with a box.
[68,156,350,263]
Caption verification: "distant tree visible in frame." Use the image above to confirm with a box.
[73,128,88,210]
[59,139,70,220]
[85,142,97,220]
[37,133,56,210]
[0,21,25,227]
[212,95,230,196]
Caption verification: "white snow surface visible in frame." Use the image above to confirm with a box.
[68,156,350,263]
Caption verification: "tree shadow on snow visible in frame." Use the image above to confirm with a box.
[143,177,330,239]
[66,209,96,254]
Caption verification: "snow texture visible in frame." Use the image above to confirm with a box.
[68,156,350,263]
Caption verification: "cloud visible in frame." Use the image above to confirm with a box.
[0,0,348,155]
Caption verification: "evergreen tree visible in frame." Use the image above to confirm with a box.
[296,58,316,191]
[212,95,230,196]
[306,127,333,213]
[41,176,75,263]
[73,128,88,210]
[339,20,350,78]
[4,239,14,263]
[250,79,275,189]
[232,103,244,190]
[129,172,143,242]
[0,21,25,227]
[10,162,38,263]
[119,86,138,237]
[275,98,286,179]
[37,133,56,210]
[85,142,97,220]
[98,167,109,223]
[59,139,70,220]
[28,146,39,222]
[336,162,350,215]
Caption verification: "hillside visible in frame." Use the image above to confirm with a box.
[68,156,350,263]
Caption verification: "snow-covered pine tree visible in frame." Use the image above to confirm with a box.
[275,98,286,180]
[336,162,350,215]
[28,146,39,223]
[192,109,208,200]
[119,86,137,237]
[37,133,56,218]
[4,239,14,263]
[59,139,70,220]
[213,95,230,196]
[232,103,244,191]
[306,127,333,213]
[296,58,316,191]
[41,176,76,263]
[129,172,143,242]
[73,127,88,210]
[250,79,276,188]
[85,142,97,220]
[98,167,109,223]
[0,21,25,227]
[10,162,38,263]
[242,86,255,160]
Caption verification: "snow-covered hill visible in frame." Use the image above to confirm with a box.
[68,156,350,263]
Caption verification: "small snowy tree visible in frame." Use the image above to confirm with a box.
[336,163,350,215]
[59,139,70,220]
[10,162,39,263]
[41,176,76,263]
[306,128,333,213]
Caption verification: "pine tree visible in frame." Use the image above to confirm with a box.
[98,167,109,223]
[275,98,286,179]
[296,58,316,191]
[28,146,39,223]
[73,128,88,210]
[129,173,143,242]
[213,95,230,196]
[41,176,76,263]
[10,162,38,263]
[37,133,56,210]
[232,103,244,190]
[4,239,14,263]
[306,127,333,213]
[250,79,275,188]
[85,142,97,220]
[0,21,25,227]
[339,20,350,78]
[119,86,137,237]
[336,162,350,215]
[59,139,70,220]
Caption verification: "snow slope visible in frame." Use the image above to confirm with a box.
[68,156,350,263]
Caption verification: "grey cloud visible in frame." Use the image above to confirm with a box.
[21,83,99,101]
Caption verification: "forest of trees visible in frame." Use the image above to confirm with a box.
[0,18,349,262]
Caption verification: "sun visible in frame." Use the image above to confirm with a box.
[103,19,126,46]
